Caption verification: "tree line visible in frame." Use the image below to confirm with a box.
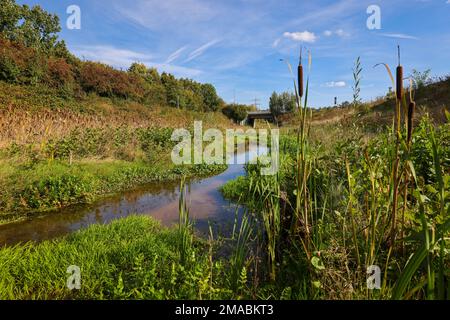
[0,0,223,112]
[269,91,296,116]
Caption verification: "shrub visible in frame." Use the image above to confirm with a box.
[79,61,145,100]
[0,53,20,82]
[222,103,251,122]
[45,57,75,92]
[19,174,94,210]
[0,36,45,84]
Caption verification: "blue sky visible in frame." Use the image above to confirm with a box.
[18,0,450,108]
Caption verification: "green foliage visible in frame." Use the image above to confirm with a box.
[411,69,431,89]
[0,36,46,85]
[19,174,95,210]
[201,83,222,111]
[0,0,22,34]
[0,0,61,51]
[0,53,20,82]
[158,74,221,111]
[0,216,233,299]
[269,91,295,116]
[79,61,145,100]
[221,103,252,122]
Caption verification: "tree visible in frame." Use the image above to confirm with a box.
[0,0,22,35]
[161,72,182,108]
[270,91,295,116]
[280,92,296,113]
[201,83,220,112]
[269,92,283,116]
[128,62,161,84]
[411,69,431,89]
[222,104,250,122]
[0,1,61,51]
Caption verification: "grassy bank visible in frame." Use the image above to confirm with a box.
[0,216,232,299]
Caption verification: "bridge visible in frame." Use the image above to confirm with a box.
[242,110,276,127]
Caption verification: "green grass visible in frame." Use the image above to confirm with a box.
[0,216,232,299]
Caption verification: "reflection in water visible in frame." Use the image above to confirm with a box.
[0,146,267,246]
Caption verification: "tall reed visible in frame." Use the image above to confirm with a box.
[178,179,193,266]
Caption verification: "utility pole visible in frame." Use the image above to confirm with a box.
[253,98,261,110]
[334,97,337,106]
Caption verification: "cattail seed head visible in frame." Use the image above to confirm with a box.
[407,101,416,144]
[298,64,304,98]
[396,65,403,101]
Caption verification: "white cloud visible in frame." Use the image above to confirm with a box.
[324,81,346,88]
[335,29,348,37]
[185,39,221,62]
[323,29,349,37]
[165,46,188,64]
[379,33,419,40]
[283,31,317,43]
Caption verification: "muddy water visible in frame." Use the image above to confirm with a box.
[0,146,267,246]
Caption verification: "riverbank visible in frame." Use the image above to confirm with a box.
[0,215,234,299]
[0,125,227,225]
[0,159,227,225]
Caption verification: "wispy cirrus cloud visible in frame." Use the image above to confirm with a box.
[287,0,361,28]
[71,45,202,78]
[185,39,221,62]
[72,45,153,68]
[379,33,419,40]
[166,46,188,64]
[118,0,216,32]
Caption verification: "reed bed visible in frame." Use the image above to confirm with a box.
[220,47,449,300]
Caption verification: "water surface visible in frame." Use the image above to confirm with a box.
[0,146,266,246]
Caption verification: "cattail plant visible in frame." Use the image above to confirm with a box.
[390,46,405,245]
[396,46,403,102]
[374,46,407,247]
[298,47,304,100]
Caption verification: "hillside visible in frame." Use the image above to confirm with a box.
[0,82,237,149]
[310,76,450,128]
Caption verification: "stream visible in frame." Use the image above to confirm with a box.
[0,145,267,246]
